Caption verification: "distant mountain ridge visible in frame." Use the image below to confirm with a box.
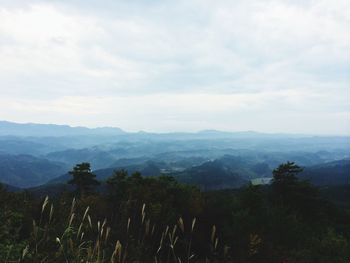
[0,121,125,137]
[0,120,349,190]
[0,154,67,188]
[2,120,350,139]
[300,159,350,185]
[48,161,162,185]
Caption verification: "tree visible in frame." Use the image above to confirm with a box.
[106,169,128,203]
[68,163,99,198]
[271,161,303,207]
[271,162,321,220]
[272,161,303,185]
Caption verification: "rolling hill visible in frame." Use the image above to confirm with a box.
[300,159,350,185]
[0,120,125,137]
[0,154,67,188]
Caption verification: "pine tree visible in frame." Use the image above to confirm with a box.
[68,162,100,198]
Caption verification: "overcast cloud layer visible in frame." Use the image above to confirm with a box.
[0,0,349,134]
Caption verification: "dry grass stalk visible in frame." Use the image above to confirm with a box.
[211,225,216,244]
[178,217,185,233]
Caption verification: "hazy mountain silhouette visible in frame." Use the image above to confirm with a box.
[0,120,125,137]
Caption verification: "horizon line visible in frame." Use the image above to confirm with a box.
[1,119,349,137]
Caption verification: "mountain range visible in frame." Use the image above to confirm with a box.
[0,120,349,189]
[0,120,125,137]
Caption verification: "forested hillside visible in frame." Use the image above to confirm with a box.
[1,162,349,262]
[0,122,349,262]
[0,154,67,188]
[0,122,349,189]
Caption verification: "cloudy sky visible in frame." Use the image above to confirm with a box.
[0,0,349,134]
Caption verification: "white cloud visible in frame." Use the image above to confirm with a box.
[0,0,349,134]
[0,90,348,134]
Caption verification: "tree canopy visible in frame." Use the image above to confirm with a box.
[68,162,99,197]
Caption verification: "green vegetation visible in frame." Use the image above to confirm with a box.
[1,122,349,189]
[0,162,349,262]
[68,162,100,198]
[0,154,66,188]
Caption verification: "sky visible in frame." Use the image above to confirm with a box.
[0,0,349,134]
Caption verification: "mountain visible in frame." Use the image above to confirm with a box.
[0,154,67,188]
[0,120,125,137]
[47,159,247,191]
[1,120,349,190]
[48,160,162,184]
[95,161,162,180]
[45,148,118,170]
[0,137,52,155]
[172,160,248,190]
[299,159,350,185]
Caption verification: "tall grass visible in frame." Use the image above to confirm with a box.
[7,196,228,263]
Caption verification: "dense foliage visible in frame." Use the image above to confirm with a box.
[0,162,349,262]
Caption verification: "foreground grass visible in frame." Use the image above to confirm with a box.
[5,196,232,263]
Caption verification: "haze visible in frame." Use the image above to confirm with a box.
[0,0,349,135]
